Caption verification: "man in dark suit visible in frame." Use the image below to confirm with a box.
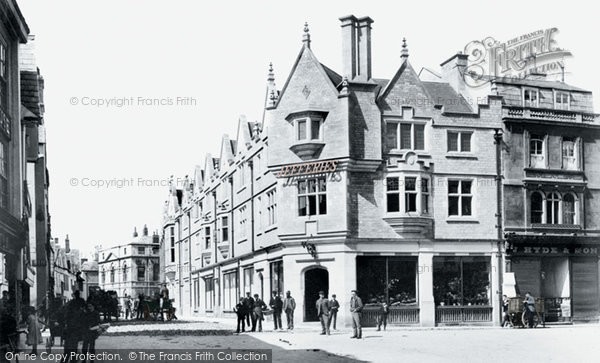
[244,292,254,326]
[350,290,363,339]
[315,291,330,335]
[269,291,283,331]
[328,294,340,330]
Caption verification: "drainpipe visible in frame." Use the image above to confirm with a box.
[249,160,255,252]
[229,177,235,258]
[188,211,192,309]
[213,191,218,264]
[494,129,505,325]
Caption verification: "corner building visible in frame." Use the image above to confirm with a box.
[162,15,598,326]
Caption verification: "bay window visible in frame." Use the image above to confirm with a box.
[295,117,322,141]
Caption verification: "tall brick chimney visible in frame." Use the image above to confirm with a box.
[340,15,373,83]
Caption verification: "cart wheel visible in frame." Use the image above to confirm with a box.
[521,311,541,328]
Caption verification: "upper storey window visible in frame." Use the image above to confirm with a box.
[523,88,539,107]
[554,91,570,110]
[386,121,425,151]
[529,134,546,169]
[286,110,328,160]
[296,117,322,141]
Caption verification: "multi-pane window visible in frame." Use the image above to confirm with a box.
[138,247,145,255]
[267,190,277,225]
[531,192,544,224]
[448,180,472,216]
[563,193,576,225]
[386,122,425,151]
[204,226,211,249]
[218,216,229,243]
[243,267,254,295]
[110,267,115,283]
[137,265,145,281]
[546,192,560,224]
[523,88,539,107]
[170,226,175,263]
[386,178,400,213]
[405,177,417,212]
[223,271,238,311]
[298,177,326,216]
[555,92,570,110]
[205,277,214,310]
[386,176,430,214]
[239,206,247,239]
[447,131,472,152]
[270,260,284,296]
[529,134,545,168]
[562,137,578,170]
[296,117,322,141]
[421,178,430,215]
[0,141,7,209]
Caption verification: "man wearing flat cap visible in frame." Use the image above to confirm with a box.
[315,290,331,335]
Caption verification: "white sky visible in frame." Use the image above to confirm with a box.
[16,0,600,257]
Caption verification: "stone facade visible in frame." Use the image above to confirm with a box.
[161,15,600,326]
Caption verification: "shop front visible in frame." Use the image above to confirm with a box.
[356,256,419,326]
[507,238,600,323]
[433,256,493,325]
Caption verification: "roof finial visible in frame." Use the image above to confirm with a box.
[302,22,311,49]
[401,37,409,59]
[267,62,275,82]
[339,76,349,97]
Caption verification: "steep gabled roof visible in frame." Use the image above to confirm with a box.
[276,45,340,106]
[235,115,253,153]
[219,134,235,169]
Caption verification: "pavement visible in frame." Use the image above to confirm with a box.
[18,318,600,363]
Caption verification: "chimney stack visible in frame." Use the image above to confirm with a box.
[339,15,373,83]
[133,227,138,238]
[440,52,469,98]
[65,234,70,253]
[143,224,148,236]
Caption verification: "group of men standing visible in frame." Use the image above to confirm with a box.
[234,291,297,333]
[233,289,365,339]
[316,290,363,338]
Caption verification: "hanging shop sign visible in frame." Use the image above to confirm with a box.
[275,160,338,178]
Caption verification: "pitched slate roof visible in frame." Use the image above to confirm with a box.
[422,81,473,113]
[321,63,343,87]
[494,77,589,93]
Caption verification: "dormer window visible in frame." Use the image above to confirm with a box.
[555,91,570,110]
[286,110,328,160]
[296,117,322,141]
[523,88,539,107]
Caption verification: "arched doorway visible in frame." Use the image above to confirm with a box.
[304,268,329,322]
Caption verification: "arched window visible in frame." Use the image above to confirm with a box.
[123,264,128,282]
[110,266,115,283]
[531,192,544,224]
[563,193,576,225]
[546,192,561,224]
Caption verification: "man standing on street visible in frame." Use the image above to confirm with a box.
[251,294,267,332]
[234,297,247,334]
[269,291,283,331]
[523,292,536,328]
[282,291,296,330]
[350,290,363,339]
[244,292,254,327]
[316,291,330,335]
[328,294,340,331]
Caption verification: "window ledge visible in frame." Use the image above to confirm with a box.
[445,153,477,160]
[446,217,479,223]
[264,225,277,234]
[236,185,247,194]
[237,238,248,244]
[388,149,430,157]
[530,223,582,230]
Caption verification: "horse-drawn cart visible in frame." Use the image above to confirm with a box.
[142,298,176,321]
[507,297,545,328]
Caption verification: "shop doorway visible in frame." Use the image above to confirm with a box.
[304,268,329,322]
[571,257,599,321]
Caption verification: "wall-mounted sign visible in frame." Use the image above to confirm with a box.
[275,160,338,178]
[511,246,599,255]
